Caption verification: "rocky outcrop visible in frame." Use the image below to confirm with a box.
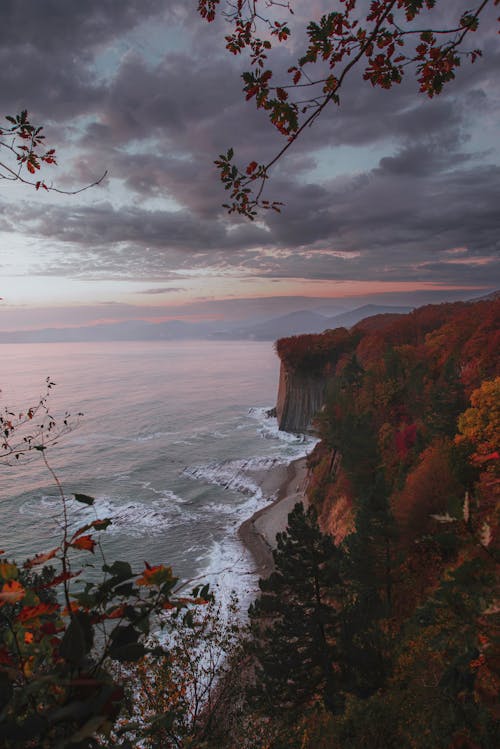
[274,327,353,433]
[276,361,326,432]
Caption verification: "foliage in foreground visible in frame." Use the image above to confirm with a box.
[0,111,105,195]
[199,0,497,217]
[0,400,213,749]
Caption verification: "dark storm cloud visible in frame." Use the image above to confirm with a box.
[7,201,271,254]
[6,151,499,288]
[0,0,176,118]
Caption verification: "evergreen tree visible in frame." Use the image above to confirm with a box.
[339,504,393,698]
[248,503,342,715]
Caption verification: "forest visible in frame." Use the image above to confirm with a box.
[272,295,499,748]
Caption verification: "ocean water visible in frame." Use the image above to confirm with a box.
[0,341,315,610]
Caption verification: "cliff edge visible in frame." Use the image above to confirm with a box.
[275,362,326,432]
[274,327,352,432]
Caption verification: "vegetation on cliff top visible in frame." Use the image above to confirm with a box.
[271,296,499,747]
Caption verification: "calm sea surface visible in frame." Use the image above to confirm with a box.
[0,341,314,608]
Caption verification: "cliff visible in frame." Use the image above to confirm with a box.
[275,361,326,432]
[274,326,353,432]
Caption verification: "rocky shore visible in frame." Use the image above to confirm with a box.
[239,456,309,579]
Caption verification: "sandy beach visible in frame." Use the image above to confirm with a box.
[239,457,309,578]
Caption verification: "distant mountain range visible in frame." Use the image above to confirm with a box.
[212,304,413,340]
[0,304,413,343]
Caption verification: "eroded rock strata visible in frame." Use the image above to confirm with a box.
[275,362,326,432]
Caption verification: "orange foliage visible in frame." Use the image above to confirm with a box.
[393,439,462,539]
[69,535,96,552]
[0,579,25,606]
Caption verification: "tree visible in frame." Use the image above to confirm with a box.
[338,476,396,698]
[0,109,106,194]
[457,377,500,462]
[248,502,342,716]
[198,0,497,217]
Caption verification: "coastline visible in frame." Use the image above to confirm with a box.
[239,456,309,579]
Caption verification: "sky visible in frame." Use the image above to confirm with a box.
[0,0,499,331]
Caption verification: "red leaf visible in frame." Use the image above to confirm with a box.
[0,580,25,606]
[17,602,59,622]
[43,570,80,588]
[24,547,59,568]
[106,604,126,619]
[246,161,258,175]
[136,563,173,587]
[71,518,111,542]
[69,535,96,553]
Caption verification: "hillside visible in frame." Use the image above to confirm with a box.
[238,297,500,748]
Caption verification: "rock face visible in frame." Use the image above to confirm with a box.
[276,362,326,432]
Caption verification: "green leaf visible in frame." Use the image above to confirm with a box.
[74,493,95,506]
[60,612,94,666]
[103,560,133,581]
[108,625,144,662]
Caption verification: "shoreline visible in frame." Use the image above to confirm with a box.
[238,456,309,579]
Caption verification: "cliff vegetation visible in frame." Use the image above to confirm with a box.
[252,296,499,748]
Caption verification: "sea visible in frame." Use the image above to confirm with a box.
[0,341,315,613]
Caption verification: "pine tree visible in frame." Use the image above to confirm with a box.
[248,503,342,715]
[337,470,397,698]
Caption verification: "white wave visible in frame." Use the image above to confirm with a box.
[201,535,259,616]
[19,490,187,538]
[247,406,319,452]
[183,455,285,498]
[133,430,176,442]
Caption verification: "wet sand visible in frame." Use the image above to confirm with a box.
[239,457,309,578]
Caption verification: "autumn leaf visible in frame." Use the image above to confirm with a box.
[0,580,26,606]
[18,602,59,623]
[106,605,127,620]
[24,547,60,568]
[43,570,80,588]
[69,535,96,553]
[71,518,111,541]
[136,563,174,587]
[0,561,19,581]
[62,601,83,616]
[23,656,34,678]
[246,160,258,175]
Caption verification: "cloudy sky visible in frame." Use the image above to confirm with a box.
[0,0,499,330]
